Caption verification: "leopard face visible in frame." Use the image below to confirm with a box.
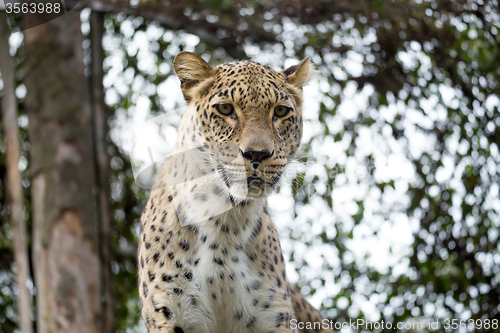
[173,52,312,200]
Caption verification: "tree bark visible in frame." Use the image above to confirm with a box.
[81,0,248,59]
[0,12,34,333]
[90,10,115,333]
[23,11,103,333]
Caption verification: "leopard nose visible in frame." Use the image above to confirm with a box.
[240,149,273,166]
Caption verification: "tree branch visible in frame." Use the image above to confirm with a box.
[0,12,33,333]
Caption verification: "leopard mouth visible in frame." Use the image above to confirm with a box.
[247,175,273,187]
[215,164,278,200]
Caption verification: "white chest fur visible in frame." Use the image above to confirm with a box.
[165,206,292,333]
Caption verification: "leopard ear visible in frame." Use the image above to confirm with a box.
[173,52,214,102]
[283,57,313,89]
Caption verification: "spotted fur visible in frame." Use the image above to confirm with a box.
[138,52,334,333]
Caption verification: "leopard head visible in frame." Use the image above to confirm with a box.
[173,52,312,201]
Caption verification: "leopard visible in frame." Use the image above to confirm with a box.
[138,51,334,333]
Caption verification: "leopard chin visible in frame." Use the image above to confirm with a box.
[220,175,274,201]
[243,176,275,199]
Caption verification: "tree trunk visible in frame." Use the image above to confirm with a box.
[24,11,103,333]
[90,10,115,333]
[0,12,33,333]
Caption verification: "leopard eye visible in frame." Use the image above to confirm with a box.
[274,105,291,117]
[215,104,234,115]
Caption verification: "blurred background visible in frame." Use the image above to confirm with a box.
[0,0,499,332]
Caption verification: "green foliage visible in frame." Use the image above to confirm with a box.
[109,143,147,331]
[102,1,499,331]
[0,127,17,333]
[0,0,499,332]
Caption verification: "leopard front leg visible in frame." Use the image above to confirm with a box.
[289,283,335,333]
[140,278,213,333]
